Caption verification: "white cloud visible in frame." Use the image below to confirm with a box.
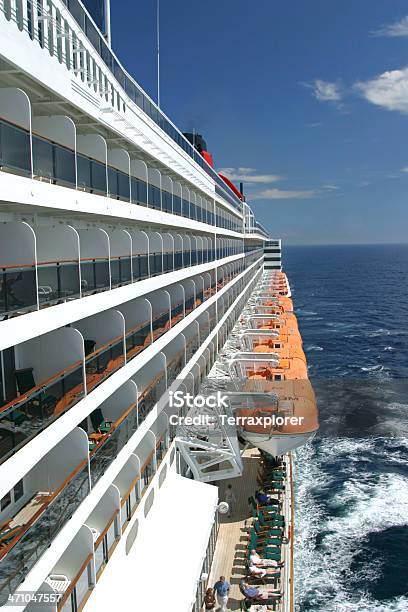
[372,15,408,37]
[322,184,339,190]
[306,122,323,128]
[251,188,316,201]
[311,80,342,102]
[401,167,408,173]
[218,167,281,184]
[355,67,408,113]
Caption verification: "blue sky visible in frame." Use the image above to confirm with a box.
[111,1,408,245]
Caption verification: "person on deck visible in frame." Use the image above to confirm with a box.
[241,581,282,601]
[248,562,280,579]
[204,587,216,610]
[255,490,279,505]
[213,576,230,612]
[250,549,283,569]
[225,484,236,518]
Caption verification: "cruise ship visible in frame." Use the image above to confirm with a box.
[0,1,318,610]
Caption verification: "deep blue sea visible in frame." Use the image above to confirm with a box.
[284,244,408,612]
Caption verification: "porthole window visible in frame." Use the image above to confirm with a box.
[144,489,155,518]
[125,519,139,555]
[159,465,167,488]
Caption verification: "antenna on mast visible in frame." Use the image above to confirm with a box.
[156,0,160,108]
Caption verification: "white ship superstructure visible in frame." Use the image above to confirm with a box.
[0,1,271,610]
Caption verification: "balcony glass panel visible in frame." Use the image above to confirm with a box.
[110,257,131,287]
[0,265,37,316]
[162,190,172,213]
[148,184,161,210]
[131,254,148,281]
[54,144,76,186]
[149,253,162,276]
[126,322,151,360]
[152,312,169,340]
[0,119,31,175]
[117,171,130,201]
[186,336,199,361]
[167,350,184,384]
[37,262,80,306]
[89,413,136,487]
[138,373,166,424]
[174,251,182,269]
[0,363,84,465]
[170,303,183,328]
[90,159,107,194]
[85,337,125,392]
[185,296,195,315]
[182,199,189,218]
[131,177,147,206]
[173,195,181,215]
[0,462,90,605]
[32,136,53,180]
[80,259,110,294]
[107,167,119,199]
[163,252,173,272]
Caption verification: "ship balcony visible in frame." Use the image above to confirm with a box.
[44,526,96,612]
[0,0,247,218]
[0,90,243,233]
[0,259,254,465]
[0,427,90,602]
[0,219,233,319]
[40,420,171,610]
[0,355,174,603]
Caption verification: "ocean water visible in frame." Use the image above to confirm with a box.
[284,244,408,612]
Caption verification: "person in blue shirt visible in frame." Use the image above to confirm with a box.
[255,490,279,505]
[213,576,230,611]
[241,581,282,601]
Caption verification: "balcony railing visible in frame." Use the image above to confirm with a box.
[110,256,132,288]
[37,260,81,305]
[0,258,265,604]
[0,243,244,318]
[80,257,110,295]
[125,321,151,361]
[0,458,90,605]
[0,263,37,316]
[56,551,94,612]
[0,361,84,465]
[85,336,125,393]
[0,255,259,463]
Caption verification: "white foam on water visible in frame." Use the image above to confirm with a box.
[294,438,408,611]
[361,364,384,372]
[298,310,318,316]
[306,345,324,352]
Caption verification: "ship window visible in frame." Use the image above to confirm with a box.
[274,374,282,381]
[159,465,167,488]
[144,490,154,518]
[125,519,139,555]
[1,491,11,512]
[275,343,281,348]
[13,480,24,502]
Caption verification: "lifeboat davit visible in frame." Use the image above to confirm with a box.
[227,272,318,456]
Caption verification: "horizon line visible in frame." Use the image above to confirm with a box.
[282,241,408,247]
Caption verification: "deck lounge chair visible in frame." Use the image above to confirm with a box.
[14,368,57,417]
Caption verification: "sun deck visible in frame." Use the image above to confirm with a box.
[208,449,294,611]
